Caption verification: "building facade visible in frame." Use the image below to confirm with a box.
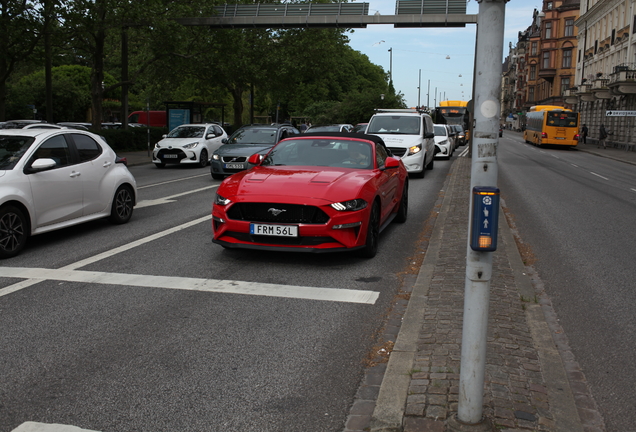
[570,0,636,147]
[502,0,581,130]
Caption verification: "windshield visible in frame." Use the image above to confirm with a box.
[308,125,341,132]
[0,136,34,170]
[228,128,278,145]
[366,115,421,135]
[167,126,205,138]
[262,138,373,169]
[547,111,578,127]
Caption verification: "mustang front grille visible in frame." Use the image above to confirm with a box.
[227,203,329,224]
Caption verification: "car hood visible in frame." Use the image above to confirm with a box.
[369,134,421,148]
[219,166,371,203]
[157,137,202,147]
[215,143,274,156]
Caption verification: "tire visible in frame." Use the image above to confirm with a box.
[394,181,408,223]
[199,149,208,168]
[212,173,225,180]
[357,202,380,258]
[154,162,165,168]
[109,185,134,224]
[0,205,28,259]
[414,168,425,178]
[427,155,434,170]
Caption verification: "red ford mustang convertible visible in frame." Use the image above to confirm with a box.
[212,132,408,258]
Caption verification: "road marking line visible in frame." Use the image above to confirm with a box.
[137,173,210,189]
[136,185,218,208]
[631,188,636,193]
[0,267,379,304]
[0,215,212,297]
[590,171,609,180]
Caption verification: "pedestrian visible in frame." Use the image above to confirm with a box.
[581,124,588,144]
[598,124,609,149]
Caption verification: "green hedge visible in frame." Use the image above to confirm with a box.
[97,127,168,152]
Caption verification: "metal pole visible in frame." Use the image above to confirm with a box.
[427,79,430,110]
[418,69,421,108]
[455,0,506,427]
[388,48,393,82]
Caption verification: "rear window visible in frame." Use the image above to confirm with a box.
[547,112,578,127]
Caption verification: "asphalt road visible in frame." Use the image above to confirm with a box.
[498,131,636,432]
[0,153,455,432]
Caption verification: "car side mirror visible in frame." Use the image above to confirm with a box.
[24,158,57,174]
[425,132,435,139]
[383,157,400,170]
[162,134,167,138]
[222,138,228,144]
[248,154,263,165]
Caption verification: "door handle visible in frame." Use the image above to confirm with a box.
[70,171,81,178]
[103,161,112,168]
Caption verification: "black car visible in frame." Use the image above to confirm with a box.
[452,124,466,146]
[210,123,300,180]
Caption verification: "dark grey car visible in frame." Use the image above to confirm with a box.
[210,124,300,179]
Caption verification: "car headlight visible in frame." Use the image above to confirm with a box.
[212,154,220,160]
[407,144,422,156]
[331,199,367,212]
[182,141,199,149]
[215,193,232,206]
[439,139,448,145]
[154,143,162,149]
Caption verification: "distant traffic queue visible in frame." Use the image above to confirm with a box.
[524,105,580,148]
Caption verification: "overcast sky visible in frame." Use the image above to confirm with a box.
[346,0,544,108]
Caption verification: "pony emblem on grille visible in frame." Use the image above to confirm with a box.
[268,208,286,216]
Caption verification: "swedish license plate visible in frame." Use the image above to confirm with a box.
[163,154,178,158]
[250,223,298,237]
[224,163,244,169]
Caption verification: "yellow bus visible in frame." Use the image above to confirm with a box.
[434,100,471,141]
[524,105,580,147]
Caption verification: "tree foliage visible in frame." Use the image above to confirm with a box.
[3,0,404,128]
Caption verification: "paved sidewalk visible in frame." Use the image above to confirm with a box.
[346,154,606,432]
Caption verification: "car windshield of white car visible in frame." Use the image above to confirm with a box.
[434,125,447,136]
[168,126,205,139]
[262,139,373,169]
[0,136,34,170]
[229,128,277,145]
[366,116,421,135]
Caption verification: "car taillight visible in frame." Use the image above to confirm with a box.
[541,132,548,139]
[115,156,128,166]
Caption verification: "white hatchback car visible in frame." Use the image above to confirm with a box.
[433,124,454,159]
[0,129,137,258]
[153,123,227,168]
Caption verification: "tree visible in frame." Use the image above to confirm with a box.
[0,0,41,120]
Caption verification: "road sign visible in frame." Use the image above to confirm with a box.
[606,110,636,117]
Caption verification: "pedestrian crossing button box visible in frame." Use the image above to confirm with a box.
[470,186,500,252]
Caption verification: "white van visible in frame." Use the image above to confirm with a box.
[365,109,436,177]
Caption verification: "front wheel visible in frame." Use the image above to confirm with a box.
[0,205,28,259]
[199,149,208,168]
[394,181,408,223]
[427,155,434,170]
[109,185,134,224]
[357,202,380,258]
[212,173,225,180]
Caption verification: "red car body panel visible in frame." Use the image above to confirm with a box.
[212,134,408,254]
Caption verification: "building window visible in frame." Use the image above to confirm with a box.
[545,22,552,39]
[529,87,535,102]
[530,65,536,80]
[531,42,537,56]
[565,19,574,37]
[562,49,572,68]
[547,2,553,10]
[561,78,570,94]
[543,51,551,69]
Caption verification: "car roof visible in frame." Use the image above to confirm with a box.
[0,128,99,139]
